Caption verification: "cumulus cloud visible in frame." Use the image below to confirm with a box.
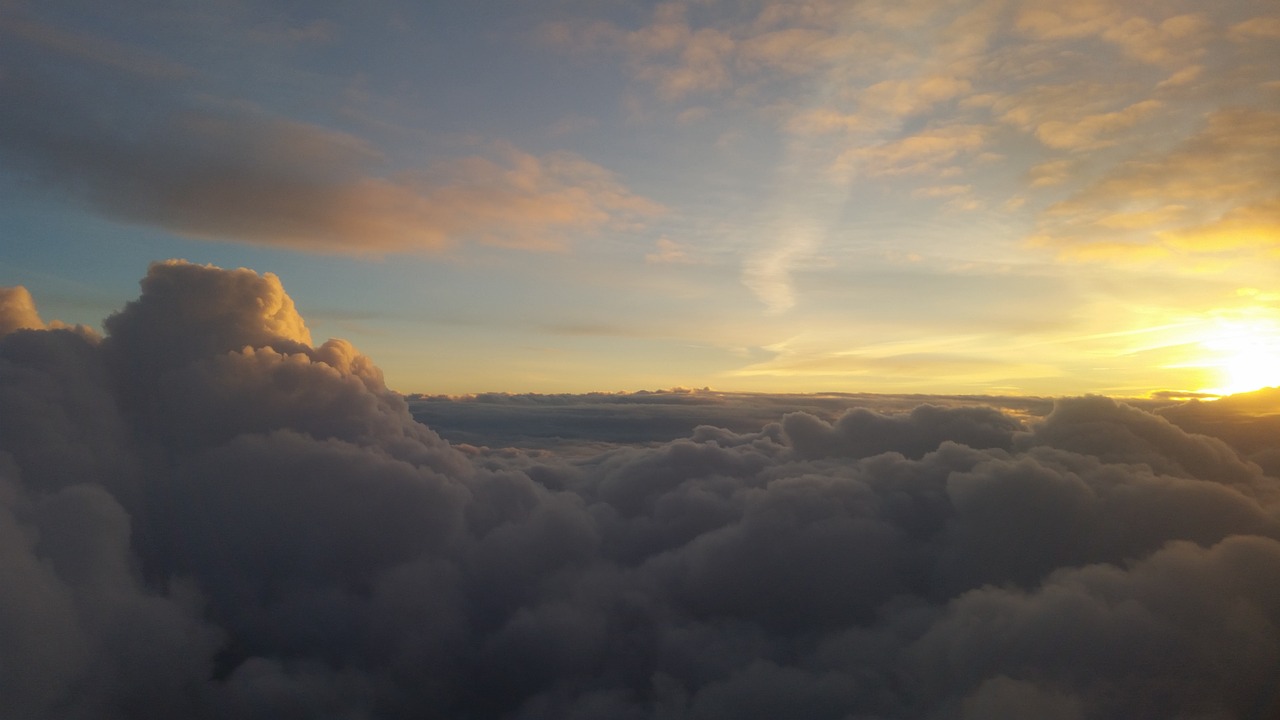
[3,260,1280,718]
[1157,386,1280,475]
[0,286,45,335]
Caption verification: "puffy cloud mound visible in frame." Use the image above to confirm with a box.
[0,285,45,335]
[2,260,1279,719]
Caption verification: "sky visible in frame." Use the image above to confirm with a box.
[1,0,1278,396]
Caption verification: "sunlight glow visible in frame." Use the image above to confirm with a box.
[1198,318,1280,396]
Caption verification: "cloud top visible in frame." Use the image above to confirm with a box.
[0,285,44,335]
[1,261,1279,718]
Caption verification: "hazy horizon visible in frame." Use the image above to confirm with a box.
[7,263,1277,400]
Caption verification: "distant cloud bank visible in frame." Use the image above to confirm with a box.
[2,261,1279,718]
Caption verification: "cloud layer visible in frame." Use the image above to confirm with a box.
[2,261,1279,718]
[546,0,1280,271]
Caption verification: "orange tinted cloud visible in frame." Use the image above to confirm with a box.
[166,142,661,254]
[860,74,975,119]
[0,286,45,335]
[1161,199,1280,253]
[1031,109,1280,262]
[645,237,695,264]
[1032,99,1163,150]
[1229,17,1280,41]
[1027,158,1075,187]
[1016,2,1209,65]
[547,3,737,101]
[0,78,661,255]
[839,124,988,176]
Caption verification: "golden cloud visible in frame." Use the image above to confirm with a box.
[0,286,45,335]
[1033,99,1163,150]
[838,124,988,177]
[1030,109,1280,263]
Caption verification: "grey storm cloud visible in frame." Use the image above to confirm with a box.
[2,260,1280,719]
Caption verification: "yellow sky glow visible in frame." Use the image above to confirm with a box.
[1,1,1278,397]
[1195,317,1280,395]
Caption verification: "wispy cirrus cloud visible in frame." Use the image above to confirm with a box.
[645,237,696,264]
[0,13,192,78]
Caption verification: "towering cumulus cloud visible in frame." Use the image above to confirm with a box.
[2,261,1278,719]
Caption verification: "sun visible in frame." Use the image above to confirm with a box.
[1198,318,1280,396]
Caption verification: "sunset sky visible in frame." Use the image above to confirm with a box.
[5,5,1280,715]
[2,0,1277,396]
